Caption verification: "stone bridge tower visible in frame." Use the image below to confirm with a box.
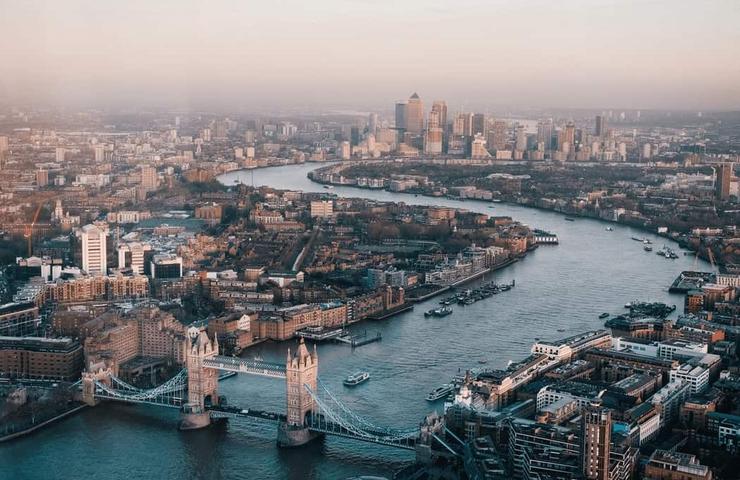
[80,367,113,406]
[278,338,321,447]
[180,331,219,430]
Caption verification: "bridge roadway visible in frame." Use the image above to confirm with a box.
[202,355,287,379]
[208,405,416,450]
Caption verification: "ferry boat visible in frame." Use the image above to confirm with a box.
[424,306,453,318]
[343,371,370,387]
[426,384,455,402]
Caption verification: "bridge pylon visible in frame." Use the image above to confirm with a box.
[278,338,322,447]
[180,331,220,430]
[81,367,113,406]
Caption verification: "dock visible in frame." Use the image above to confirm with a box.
[334,330,382,347]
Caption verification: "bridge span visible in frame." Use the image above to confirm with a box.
[79,332,449,455]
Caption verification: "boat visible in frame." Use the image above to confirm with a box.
[605,227,614,231]
[564,217,575,222]
[426,384,454,402]
[599,312,610,319]
[424,306,453,317]
[343,371,370,386]
[644,245,653,252]
[477,359,488,364]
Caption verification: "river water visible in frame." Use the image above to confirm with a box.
[1,163,710,480]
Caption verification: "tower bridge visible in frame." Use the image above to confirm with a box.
[79,331,449,454]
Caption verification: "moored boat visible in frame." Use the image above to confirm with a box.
[426,384,454,401]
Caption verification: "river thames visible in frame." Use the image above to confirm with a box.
[1,163,710,480]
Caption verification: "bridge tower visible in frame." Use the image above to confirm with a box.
[180,331,219,430]
[278,338,321,447]
[80,367,113,406]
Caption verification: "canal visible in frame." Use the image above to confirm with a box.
[1,163,710,480]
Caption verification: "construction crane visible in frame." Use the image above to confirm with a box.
[23,202,44,257]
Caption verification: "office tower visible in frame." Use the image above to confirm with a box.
[515,124,527,152]
[453,113,473,137]
[140,165,158,190]
[431,101,447,134]
[488,120,508,151]
[55,147,65,163]
[81,224,108,276]
[395,101,407,138]
[405,93,424,134]
[350,126,361,147]
[582,404,611,480]
[715,163,732,200]
[564,122,576,150]
[424,110,443,155]
[368,113,378,137]
[537,120,554,151]
[0,135,8,152]
[471,113,486,137]
[595,115,607,138]
[201,128,212,142]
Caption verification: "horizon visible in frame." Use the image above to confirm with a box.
[1,0,739,111]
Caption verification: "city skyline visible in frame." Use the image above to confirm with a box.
[1,0,739,111]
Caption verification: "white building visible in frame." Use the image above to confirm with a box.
[81,224,108,276]
[669,364,709,394]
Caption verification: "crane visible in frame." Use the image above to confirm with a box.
[23,202,45,257]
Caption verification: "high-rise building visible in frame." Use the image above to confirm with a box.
[431,101,447,134]
[537,120,554,151]
[582,404,611,480]
[564,122,576,151]
[715,163,732,200]
[470,134,490,160]
[488,120,508,151]
[395,101,407,142]
[140,165,158,190]
[405,93,424,135]
[81,224,108,276]
[339,141,351,160]
[424,110,443,155]
[471,113,486,137]
[94,144,105,163]
[55,147,65,163]
[595,115,607,138]
[368,113,378,137]
[0,135,8,152]
[118,242,151,274]
[453,113,473,137]
[515,124,527,152]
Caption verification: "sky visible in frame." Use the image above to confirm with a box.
[1,0,739,112]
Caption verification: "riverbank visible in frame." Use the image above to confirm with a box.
[0,404,87,443]
[306,164,702,258]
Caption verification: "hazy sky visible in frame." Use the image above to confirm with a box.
[1,0,739,111]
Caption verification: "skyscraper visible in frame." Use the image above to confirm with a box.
[81,224,108,276]
[537,119,554,151]
[431,101,447,134]
[582,404,611,480]
[368,113,378,137]
[453,113,473,137]
[715,163,732,200]
[595,115,607,138]
[405,93,424,135]
[471,113,486,137]
[424,110,443,155]
[395,101,407,138]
